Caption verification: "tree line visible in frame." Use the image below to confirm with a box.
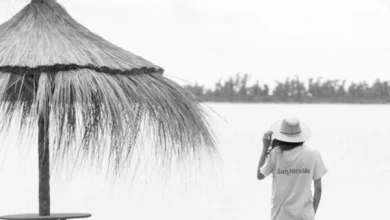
[184,73,390,103]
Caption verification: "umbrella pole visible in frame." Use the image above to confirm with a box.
[38,112,50,216]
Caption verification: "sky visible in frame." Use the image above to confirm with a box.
[1,0,390,88]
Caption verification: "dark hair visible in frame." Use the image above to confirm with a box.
[267,139,304,155]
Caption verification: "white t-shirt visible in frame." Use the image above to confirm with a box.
[260,145,328,220]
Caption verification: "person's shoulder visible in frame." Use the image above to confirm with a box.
[301,144,321,155]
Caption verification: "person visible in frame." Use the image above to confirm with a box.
[257,118,328,220]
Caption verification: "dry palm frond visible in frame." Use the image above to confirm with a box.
[0,0,162,71]
[0,0,217,177]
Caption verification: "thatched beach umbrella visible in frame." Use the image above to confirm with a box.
[0,0,216,218]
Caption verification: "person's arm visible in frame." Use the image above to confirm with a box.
[257,131,273,180]
[313,178,322,215]
[312,150,328,214]
[257,145,268,180]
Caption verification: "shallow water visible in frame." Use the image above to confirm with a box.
[0,103,389,220]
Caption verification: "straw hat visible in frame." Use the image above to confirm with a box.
[271,118,311,143]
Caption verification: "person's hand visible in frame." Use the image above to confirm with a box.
[262,131,273,149]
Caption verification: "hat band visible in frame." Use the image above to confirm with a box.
[280,130,302,136]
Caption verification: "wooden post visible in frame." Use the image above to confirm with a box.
[38,113,50,216]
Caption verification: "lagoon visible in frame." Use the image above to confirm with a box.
[0,103,389,220]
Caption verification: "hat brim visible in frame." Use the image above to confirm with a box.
[270,121,311,143]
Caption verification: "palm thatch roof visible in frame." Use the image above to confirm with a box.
[0,0,216,176]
